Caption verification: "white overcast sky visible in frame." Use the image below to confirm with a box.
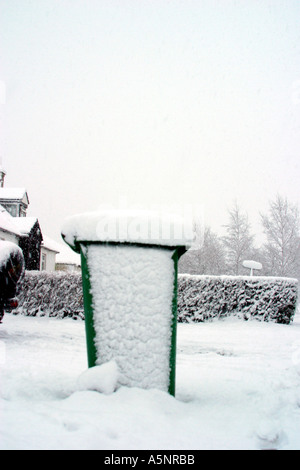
[0,0,300,244]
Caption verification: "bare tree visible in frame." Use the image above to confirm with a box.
[261,194,300,277]
[222,201,254,275]
[198,226,227,275]
[179,226,226,275]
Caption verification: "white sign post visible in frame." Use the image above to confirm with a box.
[242,260,262,276]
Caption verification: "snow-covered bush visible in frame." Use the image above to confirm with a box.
[178,274,298,324]
[14,271,298,324]
[14,271,84,320]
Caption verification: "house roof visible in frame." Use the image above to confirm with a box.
[40,236,80,264]
[41,236,60,254]
[0,206,40,237]
[0,205,22,236]
[55,243,81,266]
[0,187,29,205]
[13,217,39,235]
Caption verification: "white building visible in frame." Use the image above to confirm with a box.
[0,167,57,271]
[0,167,81,272]
[55,243,81,272]
[40,237,81,272]
[0,204,22,244]
[40,237,60,272]
[0,187,29,218]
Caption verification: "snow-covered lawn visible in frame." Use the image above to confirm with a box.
[1,311,300,450]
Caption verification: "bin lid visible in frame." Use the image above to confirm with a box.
[61,209,195,253]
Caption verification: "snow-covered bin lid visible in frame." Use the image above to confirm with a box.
[61,209,195,253]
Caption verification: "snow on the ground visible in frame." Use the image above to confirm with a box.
[1,311,300,450]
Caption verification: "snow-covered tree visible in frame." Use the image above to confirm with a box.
[261,195,300,277]
[179,226,226,275]
[222,202,254,275]
[198,226,227,275]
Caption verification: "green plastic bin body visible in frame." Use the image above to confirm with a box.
[62,211,192,396]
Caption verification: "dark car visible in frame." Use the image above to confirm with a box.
[0,241,25,323]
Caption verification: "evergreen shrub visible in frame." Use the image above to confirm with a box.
[178,274,298,324]
[14,271,298,324]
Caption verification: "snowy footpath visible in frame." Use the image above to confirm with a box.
[1,311,300,450]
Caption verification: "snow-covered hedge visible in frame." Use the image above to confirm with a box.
[14,271,298,324]
[178,274,298,324]
[14,271,84,320]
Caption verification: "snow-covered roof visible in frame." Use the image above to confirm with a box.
[41,235,80,265]
[0,205,22,236]
[0,187,29,204]
[61,209,195,253]
[55,243,81,266]
[0,207,40,237]
[14,217,38,235]
[41,236,61,254]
